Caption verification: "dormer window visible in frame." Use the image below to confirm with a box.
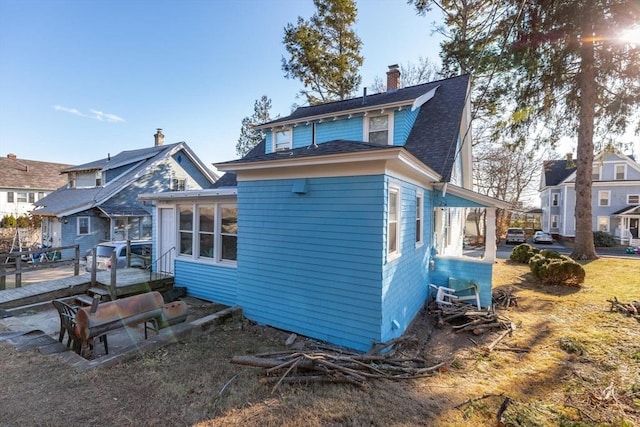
[274,128,292,151]
[364,114,393,145]
[172,178,186,191]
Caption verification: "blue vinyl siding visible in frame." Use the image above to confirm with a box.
[292,125,312,148]
[393,108,419,146]
[381,177,433,344]
[316,117,364,143]
[430,257,493,307]
[237,175,386,351]
[174,260,238,306]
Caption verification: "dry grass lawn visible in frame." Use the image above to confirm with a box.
[0,257,638,426]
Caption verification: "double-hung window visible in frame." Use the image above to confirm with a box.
[551,193,559,206]
[415,191,423,247]
[274,128,292,151]
[178,203,237,264]
[615,164,626,180]
[77,217,90,235]
[591,166,601,181]
[551,215,558,229]
[365,114,393,145]
[387,186,400,258]
[598,190,610,207]
[598,216,610,232]
[179,207,194,255]
[7,192,14,203]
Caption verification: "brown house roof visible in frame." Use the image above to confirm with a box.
[0,153,71,191]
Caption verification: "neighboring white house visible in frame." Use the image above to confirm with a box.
[540,151,640,245]
[0,153,71,219]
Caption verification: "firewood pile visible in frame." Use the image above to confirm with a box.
[431,303,527,354]
[607,297,640,321]
[493,286,519,309]
[231,347,446,390]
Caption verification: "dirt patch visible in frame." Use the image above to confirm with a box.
[1,259,639,426]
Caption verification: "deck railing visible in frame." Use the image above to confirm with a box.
[149,247,175,281]
[0,245,80,289]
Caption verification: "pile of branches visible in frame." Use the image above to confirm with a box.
[493,287,519,309]
[231,347,445,390]
[607,297,640,321]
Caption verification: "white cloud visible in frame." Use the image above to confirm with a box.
[53,105,126,123]
[89,109,126,123]
[53,105,87,117]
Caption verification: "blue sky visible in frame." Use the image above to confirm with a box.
[0,0,444,167]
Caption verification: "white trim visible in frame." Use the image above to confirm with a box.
[77,216,90,235]
[627,194,640,204]
[598,190,611,207]
[363,113,394,145]
[551,214,558,229]
[614,163,627,180]
[139,188,237,201]
[272,127,292,152]
[254,100,415,130]
[387,185,401,261]
[415,189,424,248]
[597,216,610,232]
[176,201,238,266]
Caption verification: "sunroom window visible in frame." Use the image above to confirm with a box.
[178,203,238,264]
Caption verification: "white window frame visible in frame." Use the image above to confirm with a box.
[16,192,27,203]
[551,193,559,206]
[273,127,292,151]
[598,190,610,207]
[363,113,394,145]
[77,217,90,235]
[627,194,640,204]
[415,190,424,247]
[177,202,237,265]
[615,164,626,180]
[598,216,610,233]
[592,165,601,181]
[551,215,558,229]
[387,185,401,259]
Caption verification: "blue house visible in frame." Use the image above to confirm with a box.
[141,70,509,352]
[540,150,640,245]
[33,130,218,259]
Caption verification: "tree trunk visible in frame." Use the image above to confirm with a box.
[571,11,598,261]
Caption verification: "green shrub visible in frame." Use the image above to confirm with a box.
[593,231,616,247]
[1,215,17,228]
[528,253,585,286]
[510,243,539,263]
[529,253,547,280]
[539,249,561,259]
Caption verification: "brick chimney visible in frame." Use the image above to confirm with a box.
[154,128,164,146]
[386,64,400,91]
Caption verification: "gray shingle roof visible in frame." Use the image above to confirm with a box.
[543,160,576,186]
[217,74,471,182]
[34,143,186,216]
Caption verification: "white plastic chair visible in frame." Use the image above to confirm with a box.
[429,283,481,309]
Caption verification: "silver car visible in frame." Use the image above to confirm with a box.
[505,228,526,244]
[533,231,554,244]
[85,240,152,272]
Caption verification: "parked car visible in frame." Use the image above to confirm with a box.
[85,240,152,272]
[533,231,554,244]
[505,227,526,244]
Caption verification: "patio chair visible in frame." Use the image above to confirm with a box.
[52,299,108,356]
[429,280,482,310]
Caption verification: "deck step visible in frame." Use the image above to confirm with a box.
[87,287,111,298]
[75,294,95,306]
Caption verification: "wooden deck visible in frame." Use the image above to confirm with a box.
[0,268,174,310]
